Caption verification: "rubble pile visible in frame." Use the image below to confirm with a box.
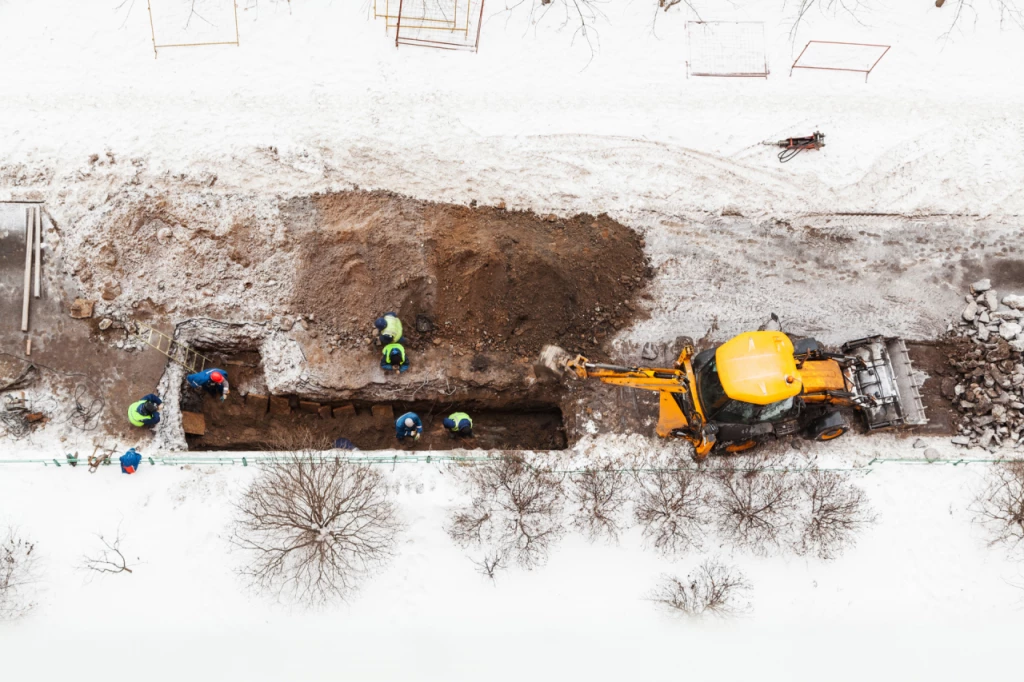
[947,278,1024,451]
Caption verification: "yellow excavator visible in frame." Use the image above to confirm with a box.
[541,329,926,459]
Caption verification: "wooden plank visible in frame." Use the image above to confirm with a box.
[181,411,206,436]
[33,206,41,298]
[21,208,32,332]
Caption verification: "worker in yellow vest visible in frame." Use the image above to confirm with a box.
[374,313,406,346]
[443,411,473,437]
[128,393,162,428]
[381,342,409,373]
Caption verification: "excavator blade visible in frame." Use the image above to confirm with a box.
[842,336,928,429]
[538,344,574,377]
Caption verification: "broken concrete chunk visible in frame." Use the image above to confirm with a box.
[951,436,971,446]
[962,301,979,322]
[979,311,991,324]
[268,396,290,416]
[98,318,112,330]
[181,411,206,436]
[1002,294,1024,310]
[371,404,394,429]
[999,322,1022,340]
[912,438,927,449]
[70,299,95,319]
[245,393,269,416]
[333,404,356,418]
[984,290,1000,311]
[977,325,990,342]
[971,278,992,293]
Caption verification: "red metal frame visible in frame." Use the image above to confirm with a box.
[395,0,485,52]
[790,40,891,83]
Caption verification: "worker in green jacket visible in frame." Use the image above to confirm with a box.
[374,313,406,346]
[443,411,473,437]
[381,342,409,373]
[128,393,162,428]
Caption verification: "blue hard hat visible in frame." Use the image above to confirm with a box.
[374,317,387,331]
[458,420,472,433]
[389,348,402,361]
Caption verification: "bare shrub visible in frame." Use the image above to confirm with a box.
[972,460,1024,555]
[633,467,710,556]
[649,558,751,617]
[0,527,37,620]
[712,462,799,555]
[795,468,876,560]
[233,453,401,606]
[447,455,565,572]
[569,464,631,542]
[82,525,135,575]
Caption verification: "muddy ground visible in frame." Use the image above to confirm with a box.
[7,190,1011,454]
[290,192,651,357]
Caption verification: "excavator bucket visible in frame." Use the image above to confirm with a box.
[842,336,928,430]
[538,344,574,377]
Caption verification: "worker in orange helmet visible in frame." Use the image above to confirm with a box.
[186,368,230,401]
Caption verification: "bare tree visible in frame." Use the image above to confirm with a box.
[972,460,1024,555]
[0,527,37,620]
[472,550,508,582]
[569,464,631,542]
[233,454,402,606]
[649,558,751,617]
[505,0,607,62]
[795,468,876,560]
[82,525,135,575]
[940,0,1024,42]
[786,0,868,41]
[712,462,799,555]
[633,467,711,556]
[447,455,565,572]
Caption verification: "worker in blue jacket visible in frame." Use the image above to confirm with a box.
[395,412,423,442]
[187,368,230,400]
[120,448,143,474]
[127,394,162,428]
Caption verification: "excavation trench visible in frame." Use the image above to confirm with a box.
[176,347,569,451]
[184,395,567,452]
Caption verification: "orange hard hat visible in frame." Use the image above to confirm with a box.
[210,371,224,383]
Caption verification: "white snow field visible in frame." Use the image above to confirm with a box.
[3,1,1024,680]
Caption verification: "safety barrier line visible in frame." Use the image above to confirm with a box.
[0,453,1018,473]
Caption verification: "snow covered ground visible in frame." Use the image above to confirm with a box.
[3,0,1024,679]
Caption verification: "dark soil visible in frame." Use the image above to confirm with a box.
[290,191,651,358]
[187,394,567,452]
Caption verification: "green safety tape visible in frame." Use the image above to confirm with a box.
[0,453,1018,473]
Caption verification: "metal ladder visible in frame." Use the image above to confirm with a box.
[135,321,212,374]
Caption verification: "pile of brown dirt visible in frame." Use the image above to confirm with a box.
[292,191,651,357]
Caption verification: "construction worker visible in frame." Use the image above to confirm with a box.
[127,393,162,428]
[381,342,409,373]
[120,448,142,474]
[374,312,406,346]
[396,412,423,442]
[187,368,230,400]
[333,437,360,451]
[443,411,473,437]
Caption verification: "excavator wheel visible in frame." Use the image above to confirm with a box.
[814,426,847,441]
[808,411,849,442]
[715,439,760,454]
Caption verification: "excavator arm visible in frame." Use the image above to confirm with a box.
[541,344,718,457]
